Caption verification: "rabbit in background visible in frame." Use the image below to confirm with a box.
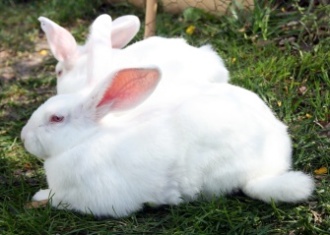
[21,64,314,218]
[38,14,141,94]
[39,14,230,95]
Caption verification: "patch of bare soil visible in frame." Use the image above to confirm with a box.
[0,39,53,83]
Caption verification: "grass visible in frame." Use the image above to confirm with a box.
[0,0,330,234]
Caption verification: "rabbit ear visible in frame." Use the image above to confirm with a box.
[38,16,78,62]
[85,14,114,88]
[111,15,140,48]
[87,68,160,119]
[88,14,113,47]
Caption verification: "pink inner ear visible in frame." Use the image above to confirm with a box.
[97,68,160,111]
[43,22,77,62]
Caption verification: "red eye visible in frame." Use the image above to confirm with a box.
[57,70,62,77]
[50,115,64,123]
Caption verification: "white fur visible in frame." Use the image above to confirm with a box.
[21,68,314,218]
[39,14,229,94]
[33,189,52,201]
[39,14,140,94]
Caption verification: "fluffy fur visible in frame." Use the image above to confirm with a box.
[39,14,229,94]
[39,14,140,94]
[21,67,314,218]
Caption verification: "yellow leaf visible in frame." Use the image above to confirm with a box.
[238,27,245,33]
[314,167,328,175]
[39,49,48,56]
[306,113,312,118]
[231,57,237,63]
[277,101,282,107]
[186,25,196,35]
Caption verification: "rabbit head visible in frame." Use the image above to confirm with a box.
[38,14,140,94]
[21,67,160,159]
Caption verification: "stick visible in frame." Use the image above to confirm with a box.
[144,0,158,38]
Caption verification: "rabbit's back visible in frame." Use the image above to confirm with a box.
[117,36,229,84]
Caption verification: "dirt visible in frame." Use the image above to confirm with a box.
[0,39,52,82]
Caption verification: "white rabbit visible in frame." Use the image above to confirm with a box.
[39,14,141,94]
[21,66,314,218]
[39,14,229,94]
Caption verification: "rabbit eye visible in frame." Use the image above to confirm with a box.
[50,115,64,123]
[57,70,63,77]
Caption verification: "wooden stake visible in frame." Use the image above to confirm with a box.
[144,0,158,38]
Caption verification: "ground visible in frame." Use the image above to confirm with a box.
[0,1,329,234]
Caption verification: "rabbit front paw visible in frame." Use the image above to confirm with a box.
[32,189,52,201]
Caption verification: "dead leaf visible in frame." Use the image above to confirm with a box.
[314,167,328,175]
[39,49,48,56]
[298,86,307,95]
[305,113,312,119]
[319,122,330,138]
[25,200,49,209]
[279,37,296,46]
[311,210,323,224]
[238,27,246,33]
[23,162,32,170]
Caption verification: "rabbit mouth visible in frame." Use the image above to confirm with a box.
[23,133,48,159]
[35,135,49,159]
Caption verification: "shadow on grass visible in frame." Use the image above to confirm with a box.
[1,54,56,136]
[0,53,54,205]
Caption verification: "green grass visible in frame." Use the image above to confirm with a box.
[1,0,330,234]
